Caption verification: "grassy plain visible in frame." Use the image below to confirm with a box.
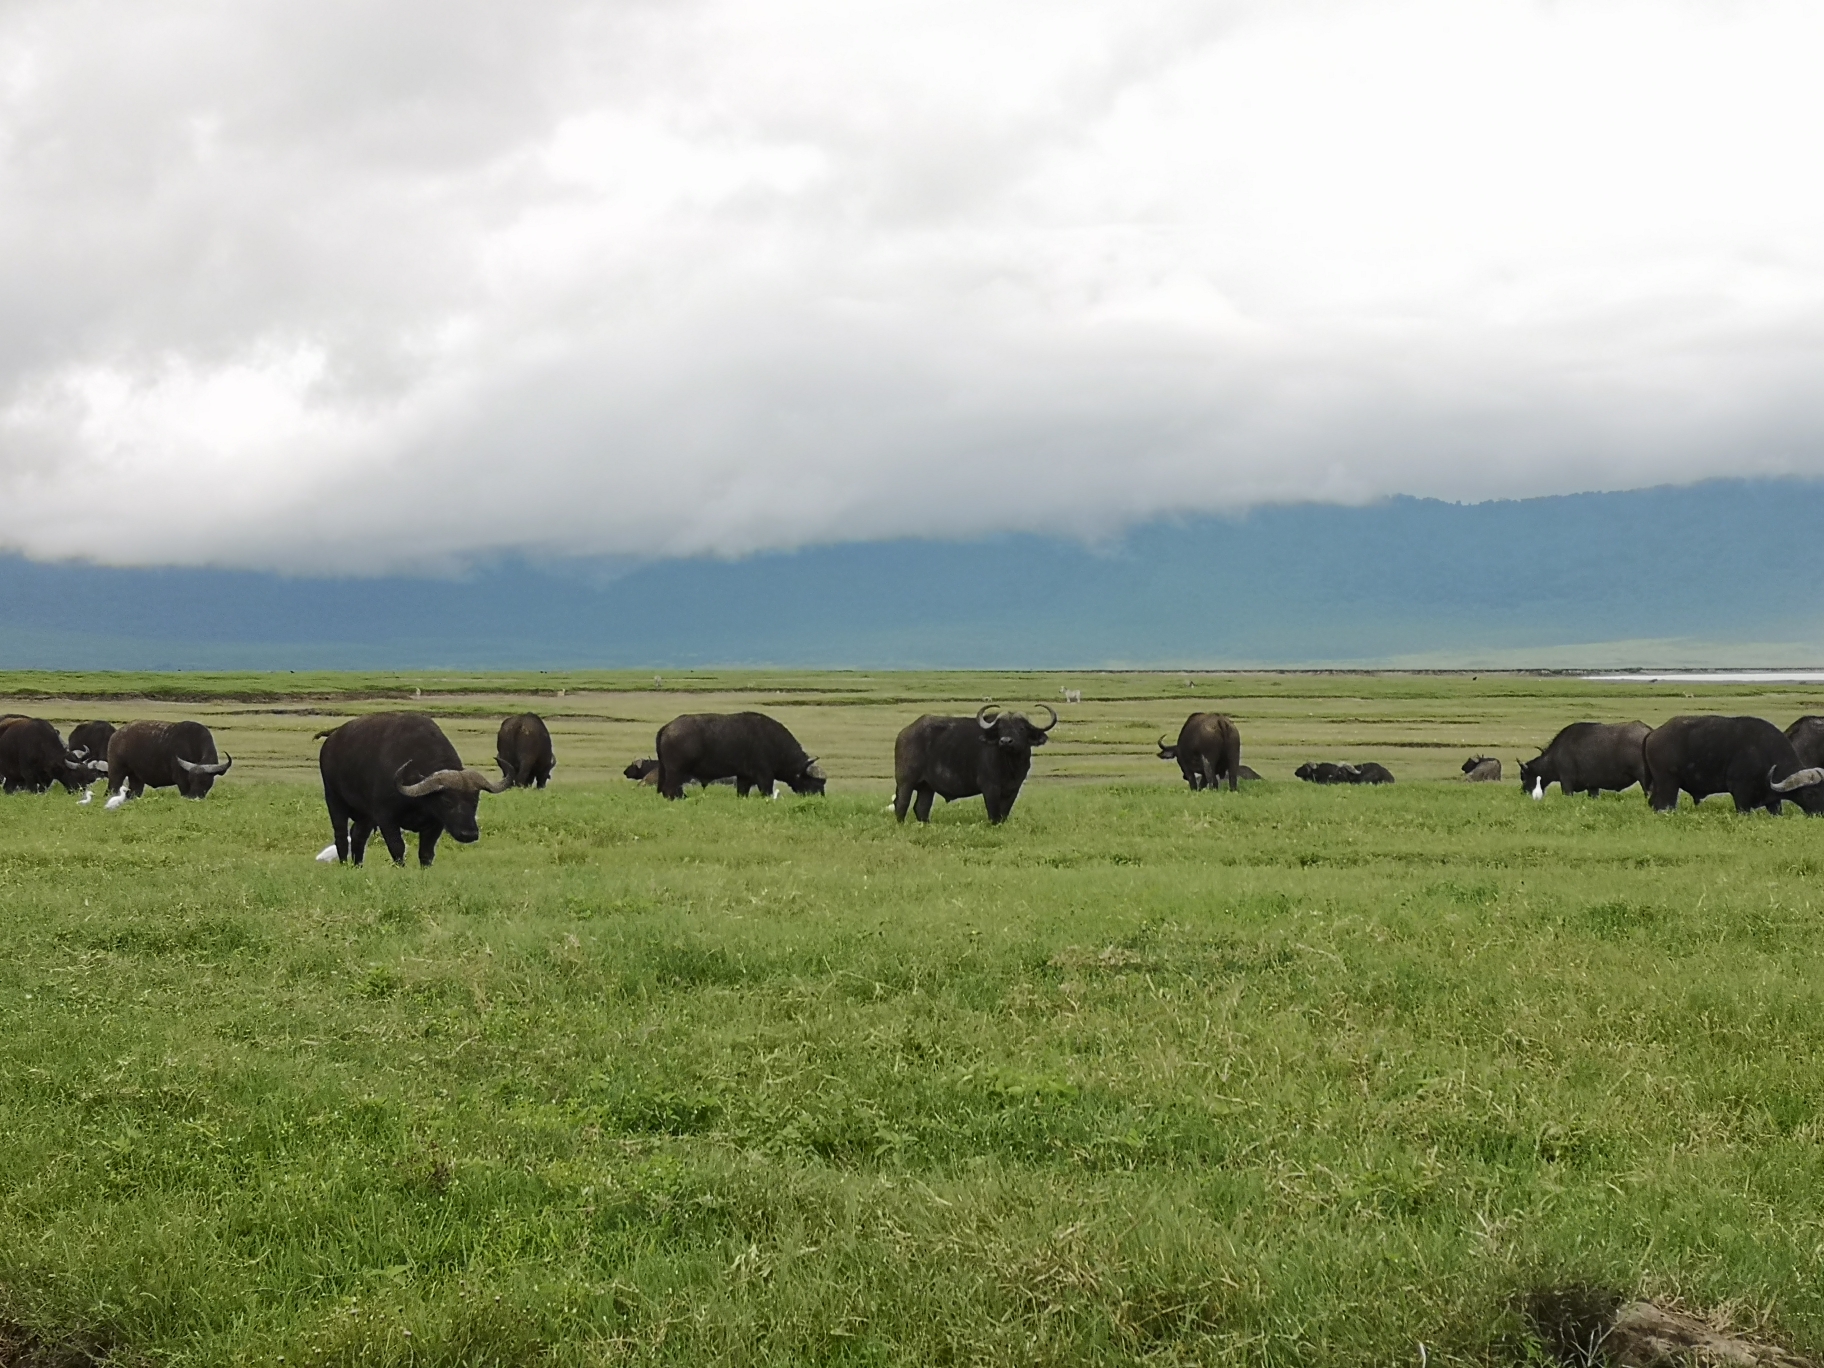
[2,670,1824,1365]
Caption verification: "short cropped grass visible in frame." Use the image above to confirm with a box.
[3,672,1824,1364]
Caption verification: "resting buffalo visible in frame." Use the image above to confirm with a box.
[105,720,232,806]
[1462,755,1502,782]
[1349,762,1395,785]
[0,717,104,794]
[624,757,661,785]
[318,712,509,865]
[1789,716,1824,769]
[1157,713,1243,791]
[1236,765,1263,782]
[1518,721,1649,797]
[655,712,825,800]
[1642,715,1824,815]
[894,704,1056,823]
[496,713,556,789]
[1295,762,1353,784]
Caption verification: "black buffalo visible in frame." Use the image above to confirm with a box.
[0,717,103,794]
[1348,762,1395,785]
[894,704,1056,824]
[1295,762,1353,784]
[317,712,509,865]
[496,712,556,789]
[1236,764,1263,782]
[105,720,232,806]
[624,757,661,785]
[68,720,116,766]
[1462,755,1502,782]
[1789,716,1824,769]
[654,712,825,800]
[1157,712,1243,791]
[1518,721,1650,797]
[1642,715,1824,815]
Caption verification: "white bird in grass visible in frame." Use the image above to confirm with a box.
[1531,775,1544,801]
[316,843,339,863]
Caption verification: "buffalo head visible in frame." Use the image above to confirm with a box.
[174,752,233,799]
[397,765,510,842]
[977,704,1056,752]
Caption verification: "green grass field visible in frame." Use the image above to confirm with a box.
[3,671,1824,1365]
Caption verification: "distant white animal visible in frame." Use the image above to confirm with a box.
[1531,776,1544,801]
[1060,688,1082,704]
[316,843,339,862]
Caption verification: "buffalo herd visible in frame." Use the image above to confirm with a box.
[5,702,1823,866]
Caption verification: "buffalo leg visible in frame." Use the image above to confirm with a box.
[418,826,441,867]
[325,793,352,863]
[1647,778,1680,813]
[378,824,408,866]
[349,819,375,866]
[893,781,913,822]
[735,776,753,797]
[912,786,935,823]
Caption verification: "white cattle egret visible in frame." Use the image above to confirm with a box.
[104,788,129,810]
[316,843,339,863]
[1531,776,1544,801]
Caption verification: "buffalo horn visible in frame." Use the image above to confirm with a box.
[174,753,233,776]
[1770,766,1824,793]
[1031,703,1058,732]
[977,705,1001,730]
[398,766,510,797]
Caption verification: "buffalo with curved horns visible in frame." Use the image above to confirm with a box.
[317,712,509,866]
[0,717,106,794]
[654,712,825,800]
[1462,755,1502,782]
[893,704,1056,824]
[104,720,231,807]
[1643,715,1824,815]
[1158,712,1242,791]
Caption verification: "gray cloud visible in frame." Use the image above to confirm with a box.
[3,0,1824,572]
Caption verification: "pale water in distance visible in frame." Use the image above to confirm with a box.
[1586,671,1824,683]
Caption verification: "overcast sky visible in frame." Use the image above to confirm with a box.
[2,0,1822,573]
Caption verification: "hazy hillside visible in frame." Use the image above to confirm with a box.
[3,479,1821,669]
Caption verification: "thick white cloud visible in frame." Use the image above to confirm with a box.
[2,0,1823,571]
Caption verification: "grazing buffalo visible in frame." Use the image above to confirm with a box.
[1462,755,1502,782]
[317,712,509,865]
[67,720,116,765]
[1348,762,1396,785]
[1642,715,1824,815]
[1295,762,1354,784]
[496,712,556,789]
[894,704,1056,824]
[105,720,232,807]
[1158,712,1243,791]
[624,757,661,785]
[1788,716,1824,769]
[0,718,104,794]
[1518,721,1650,797]
[655,712,825,800]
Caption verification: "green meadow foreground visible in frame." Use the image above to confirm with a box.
[3,672,1824,1365]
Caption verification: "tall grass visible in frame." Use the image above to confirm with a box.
[4,671,1824,1363]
